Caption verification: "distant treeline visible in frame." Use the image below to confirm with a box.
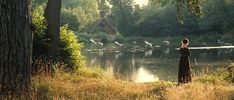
[32,0,234,37]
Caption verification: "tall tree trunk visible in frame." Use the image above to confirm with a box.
[44,0,61,57]
[0,0,32,96]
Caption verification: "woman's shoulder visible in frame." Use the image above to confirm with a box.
[180,47,189,50]
[180,47,188,49]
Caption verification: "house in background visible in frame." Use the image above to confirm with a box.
[87,0,117,36]
[87,15,117,36]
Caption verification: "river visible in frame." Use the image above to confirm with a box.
[82,44,234,83]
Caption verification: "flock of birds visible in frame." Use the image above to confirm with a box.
[90,38,233,49]
[88,38,233,67]
[90,39,104,46]
[89,39,170,49]
[217,39,232,46]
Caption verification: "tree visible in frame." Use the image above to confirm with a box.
[109,0,137,35]
[61,0,99,31]
[44,0,62,57]
[0,0,32,96]
[150,0,202,23]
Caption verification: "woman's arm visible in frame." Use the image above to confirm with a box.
[187,48,191,56]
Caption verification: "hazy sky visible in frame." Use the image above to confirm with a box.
[134,0,149,7]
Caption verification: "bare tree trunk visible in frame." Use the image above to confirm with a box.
[0,0,33,96]
[44,0,62,57]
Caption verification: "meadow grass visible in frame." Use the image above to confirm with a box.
[32,65,234,100]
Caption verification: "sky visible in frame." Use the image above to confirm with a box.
[134,0,149,7]
[105,0,149,9]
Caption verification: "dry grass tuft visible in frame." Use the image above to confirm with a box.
[163,82,234,100]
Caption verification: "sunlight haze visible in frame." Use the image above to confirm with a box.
[134,0,149,7]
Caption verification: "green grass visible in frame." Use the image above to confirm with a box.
[31,64,234,100]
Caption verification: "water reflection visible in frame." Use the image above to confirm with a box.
[163,48,170,54]
[105,64,114,78]
[83,46,234,82]
[132,67,159,83]
[115,52,123,59]
[144,49,153,56]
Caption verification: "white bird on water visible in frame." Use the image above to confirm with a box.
[144,41,153,48]
[131,41,137,44]
[217,39,232,46]
[90,39,104,46]
[90,39,97,44]
[163,40,170,46]
[115,41,124,47]
[97,42,104,46]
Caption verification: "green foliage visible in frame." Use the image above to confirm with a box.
[32,5,46,40]
[32,0,47,8]
[32,5,48,57]
[32,5,85,70]
[78,32,92,43]
[32,0,234,37]
[61,0,100,31]
[149,0,203,23]
[109,0,138,36]
[94,32,115,44]
[115,34,126,42]
[60,8,80,31]
[60,25,85,70]
[108,0,234,37]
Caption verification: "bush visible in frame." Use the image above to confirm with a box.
[115,34,126,42]
[60,25,85,70]
[61,8,80,31]
[94,32,115,44]
[32,4,47,57]
[32,6,85,71]
[78,32,92,43]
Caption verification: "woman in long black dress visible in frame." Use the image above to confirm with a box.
[178,38,192,83]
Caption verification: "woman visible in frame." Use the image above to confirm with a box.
[178,38,192,84]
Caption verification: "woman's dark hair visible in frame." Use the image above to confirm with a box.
[182,38,189,44]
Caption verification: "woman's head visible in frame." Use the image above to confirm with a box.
[181,38,189,47]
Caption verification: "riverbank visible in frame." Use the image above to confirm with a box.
[32,64,234,100]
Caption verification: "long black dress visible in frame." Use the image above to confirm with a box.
[178,47,192,83]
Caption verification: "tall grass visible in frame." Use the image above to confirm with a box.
[31,64,234,100]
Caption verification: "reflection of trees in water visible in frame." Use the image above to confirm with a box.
[190,49,234,77]
[192,49,234,62]
[163,48,170,54]
[98,51,140,79]
[85,47,234,81]
[144,49,153,57]
[115,52,123,59]
[114,53,141,79]
[90,57,98,66]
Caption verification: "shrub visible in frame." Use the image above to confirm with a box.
[32,4,48,57]
[61,8,80,31]
[32,6,85,71]
[60,25,85,70]
[115,34,126,42]
[78,32,92,43]
[94,32,115,44]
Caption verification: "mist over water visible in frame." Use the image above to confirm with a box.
[83,45,234,83]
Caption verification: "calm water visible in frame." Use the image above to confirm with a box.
[82,44,234,82]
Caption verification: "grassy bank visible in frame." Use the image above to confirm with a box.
[32,64,234,100]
